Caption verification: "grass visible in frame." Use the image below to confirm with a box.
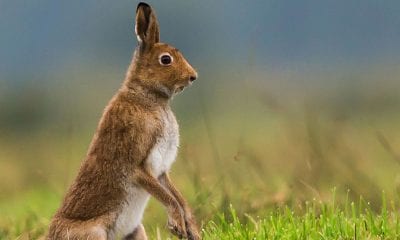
[1,106,400,239]
[1,188,400,239]
[203,199,400,240]
[1,69,400,239]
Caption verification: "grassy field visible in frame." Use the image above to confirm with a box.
[1,189,400,239]
[1,69,400,239]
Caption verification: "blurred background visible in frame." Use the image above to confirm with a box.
[1,0,400,236]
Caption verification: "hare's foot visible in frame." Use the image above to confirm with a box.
[124,224,147,240]
[185,217,201,240]
[167,207,187,239]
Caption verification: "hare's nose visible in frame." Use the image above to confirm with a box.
[189,73,198,82]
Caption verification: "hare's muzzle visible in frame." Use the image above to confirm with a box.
[189,72,198,82]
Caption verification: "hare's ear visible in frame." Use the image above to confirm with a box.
[135,2,160,50]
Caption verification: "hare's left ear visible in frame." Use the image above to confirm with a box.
[135,2,160,50]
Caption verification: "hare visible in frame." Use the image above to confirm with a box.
[47,2,200,240]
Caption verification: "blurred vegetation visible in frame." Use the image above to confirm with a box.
[1,62,400,239]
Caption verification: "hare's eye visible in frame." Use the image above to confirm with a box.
[159,53,173,66]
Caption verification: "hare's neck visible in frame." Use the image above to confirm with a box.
[121,80,170,108]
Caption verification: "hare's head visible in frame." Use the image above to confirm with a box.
[130,2,197,98]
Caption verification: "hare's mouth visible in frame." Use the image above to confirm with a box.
[174,85,185,93]
[174,80,193,94]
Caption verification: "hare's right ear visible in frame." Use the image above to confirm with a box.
[135,2,160,51]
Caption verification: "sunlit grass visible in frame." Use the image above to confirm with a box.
[1,189,400,239]
[1,108,400,238]
[203,201,400,240]
[0,189,57,239]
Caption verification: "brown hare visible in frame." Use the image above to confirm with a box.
[47,2,200,240]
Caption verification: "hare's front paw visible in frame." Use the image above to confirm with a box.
[167,207,187,239]
[185,217,201,240]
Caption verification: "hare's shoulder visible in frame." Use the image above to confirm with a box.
[104,96,162,132]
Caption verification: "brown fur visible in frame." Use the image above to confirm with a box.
[48,2,199,240]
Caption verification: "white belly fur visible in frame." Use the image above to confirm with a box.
[146,110,179,177]
[113,110,179,238]
[112,186,150,238]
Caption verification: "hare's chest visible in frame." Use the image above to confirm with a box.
[146,111,179,177]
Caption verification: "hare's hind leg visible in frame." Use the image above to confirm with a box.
[48,219,107,240]
[64,225,107,240]
[84,225,108,240]
[124,224,147,240]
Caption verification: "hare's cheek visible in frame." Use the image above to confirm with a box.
[161,74,178,86]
